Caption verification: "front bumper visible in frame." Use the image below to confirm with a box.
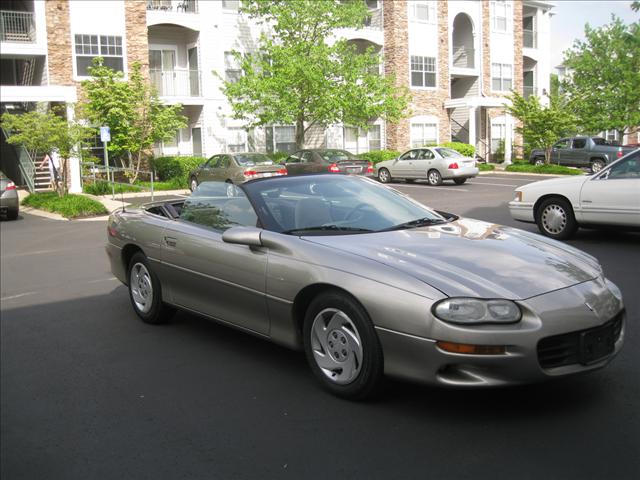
[377,277,625,387]
[508,201,535,222]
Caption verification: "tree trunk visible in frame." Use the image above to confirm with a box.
[295,116,305,150]
[545,146,552,164]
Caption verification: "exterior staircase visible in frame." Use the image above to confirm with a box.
[33,158,53,192]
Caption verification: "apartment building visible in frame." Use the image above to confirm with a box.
[0,0,554,191]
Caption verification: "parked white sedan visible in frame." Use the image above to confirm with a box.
[376,147,479,186]
[509,149,640,239]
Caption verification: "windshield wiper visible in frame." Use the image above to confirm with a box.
[282,225,374,235]
[378,217,447,232]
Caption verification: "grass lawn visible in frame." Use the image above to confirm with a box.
[22,192,108,218]
[478,163,495,171]
[505,162,583,175]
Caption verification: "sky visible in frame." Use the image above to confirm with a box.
[550,0,639,68]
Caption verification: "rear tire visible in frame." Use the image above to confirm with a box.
[453,178,467,185]
[533,157,545,166]
[190,176,198,192]
[535,197,578,240]
[427,169,443,186]
[128,252,174,324]
[378,168,392,184]
[303,291,383,400]
[590,159,605,174]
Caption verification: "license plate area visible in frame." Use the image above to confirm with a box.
[346,167,361,174]
[579,323,615,365]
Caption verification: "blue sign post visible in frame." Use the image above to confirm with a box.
[100,126,113,197]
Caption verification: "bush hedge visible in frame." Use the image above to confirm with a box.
[356,150,401,164]
[150,156,206,187]
[22,192,107,218]
[439,142,475,157]
[505,163,583,175]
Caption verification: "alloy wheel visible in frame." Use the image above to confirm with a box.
[130,262,153,313]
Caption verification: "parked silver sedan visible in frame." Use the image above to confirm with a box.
[0,170,19,220]
[376,147,479,185]
[189,152,287,193]
[106,175,624,399]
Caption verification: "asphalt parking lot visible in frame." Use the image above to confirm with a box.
[2,173,639,479]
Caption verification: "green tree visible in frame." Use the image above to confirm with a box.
[506,92,577,164]
[632,1,639,13]
[81,59,187,183]
[562,16,640,138]
[1,107,92,196]
[220,0,409,149]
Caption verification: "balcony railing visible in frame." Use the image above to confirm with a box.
[363,8,382,30]
[150,69,201,97]
[146,0,198,14]
[523,29,537,49]
[0,10,36,43]
[452,45,474,69]
[523,86,536,98]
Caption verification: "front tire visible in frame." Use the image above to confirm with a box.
[378,168,392,184]
[427,169,443,186]
[190,176,198,192]
[453,178,467,185]
[533,157,545,166]
[536,197,578,240]
[128,252,174,324]
[303,291,383,400]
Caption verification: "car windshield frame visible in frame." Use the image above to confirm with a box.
[240,175,446,236]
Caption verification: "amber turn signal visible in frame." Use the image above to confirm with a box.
[436,341,506,355]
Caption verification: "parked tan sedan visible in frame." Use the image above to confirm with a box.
[189,152,287,193]
[376,147,479,185]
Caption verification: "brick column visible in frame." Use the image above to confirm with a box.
[125,1,150,77]
[512,0,524,157]
[45,0,73,86]
[481,0,491,97]
[383,0,409,151]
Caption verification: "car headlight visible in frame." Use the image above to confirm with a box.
[514,191,523,202]
[432,298,522,325]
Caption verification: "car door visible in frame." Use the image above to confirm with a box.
[301,151,319,173]
[579,151,640,226]
[411,149,435,178]
[197,155,218,182]
[551,138,570,164]
[160,183,269,334]
[393,150,420,177]
[565,138,588,167]
[212,155,232,182]
[284,151,304,176]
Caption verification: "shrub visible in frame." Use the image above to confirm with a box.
[267,152,290,163]
[439,142,475,157]
[150,156,206,187]
[83,181,139,196]
[356,150,401,164]
[22,192,107,218]
[505,163,583,175]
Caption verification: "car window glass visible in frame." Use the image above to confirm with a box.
[204,155,218,168]
[606,151,640,180]
[554,139,570,149]
[399,150,419,161]
[318,150,357,162]
[286,152,302,163]
[435,148,463,158]
[421,149,435,159]
[592,137,610,146]
[180,182,258,230]
[301,151,313,163]
[235,153,273,166]
[216,156,231,168]
[572,138,587,149]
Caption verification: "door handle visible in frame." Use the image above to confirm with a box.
[164,236,177,247]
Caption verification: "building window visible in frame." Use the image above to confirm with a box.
[225,52,241,83]
[368,125,381,151]
[75,34,123,76]
[222,0,239,10]
[274,126,296,153]
[410,56,436,88]
[491,63,512,91]
[491,1,511,32]
[603,130,620,144]
[491,122,505,153]
[227,127,247,152]
[409,1,435,23]
[410,122,438,148]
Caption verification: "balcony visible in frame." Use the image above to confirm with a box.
[150,69,201,99]
[363,8,382,30]
[452,45,474,69]
[146,0,198,13]
[523,86,536,99]
[0,10,35,43]
[523,29,537,49]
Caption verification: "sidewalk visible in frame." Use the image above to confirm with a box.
[88,189,189,212]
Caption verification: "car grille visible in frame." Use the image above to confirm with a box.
[537,312,624,369]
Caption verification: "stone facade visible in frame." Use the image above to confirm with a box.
[125,1,149,77]
[45,0,73,86]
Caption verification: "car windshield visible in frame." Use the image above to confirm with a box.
[241,175,446,235]
[235,153,273,166]
[435,148,464,158]
[317,150,358,162]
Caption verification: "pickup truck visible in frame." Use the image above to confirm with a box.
[530,136,635,173]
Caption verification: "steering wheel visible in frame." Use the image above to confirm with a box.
[344,203,374,222]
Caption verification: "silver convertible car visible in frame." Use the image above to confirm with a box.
[106,175,625,399]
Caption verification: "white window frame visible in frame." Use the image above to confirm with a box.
[491,63,513,92]
[224,51,242,83]
[491,0,511,33]
[409,1,436,24]
[272,125,296,153]
[222,0,240,11]
[227,127,247,153]
[410,55,437,89]
[410,118,439,148]
[368,125,381,151]
[73,34,125,79]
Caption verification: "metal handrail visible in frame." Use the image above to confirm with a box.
[150,69,202,97]
[0,10,36,43]
[1,127,36,192]
[450,117,489,162]
[523,85,536,98]
[82,163,155,201]
[523,29,537,49]
[146,0,198,14]
[363,8,383,30]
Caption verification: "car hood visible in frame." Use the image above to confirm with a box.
[304,218,602,300]
[517,174,590,192]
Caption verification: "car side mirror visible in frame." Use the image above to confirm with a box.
[222,227,263,247]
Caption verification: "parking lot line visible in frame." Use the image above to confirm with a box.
[467,181,519,187]
[392,184,469,192]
